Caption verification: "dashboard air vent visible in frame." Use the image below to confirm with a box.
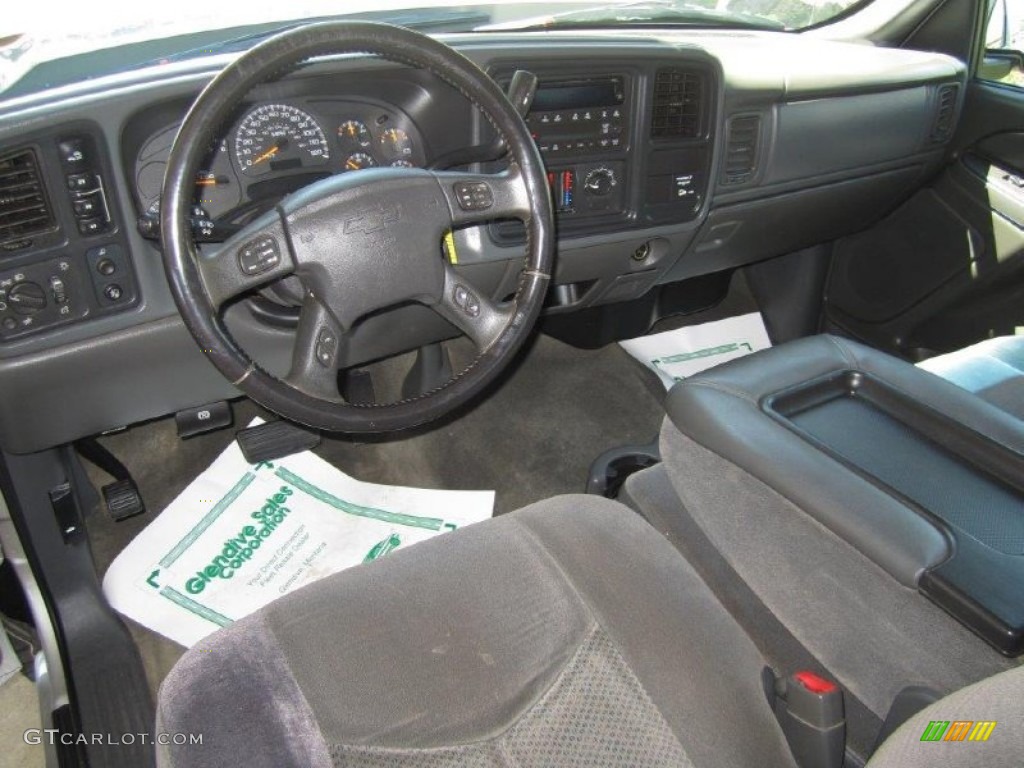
[651,68,703,139]
[0,149,54,246]
[721,115,761,186]
[930,84,959,143]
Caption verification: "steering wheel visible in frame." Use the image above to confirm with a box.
[161,22,553,433]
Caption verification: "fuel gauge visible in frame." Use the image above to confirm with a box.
[344,152,377,171]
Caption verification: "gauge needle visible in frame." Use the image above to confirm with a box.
[251,138,289,166]
[251,146,280,166]
[345,157,361,170]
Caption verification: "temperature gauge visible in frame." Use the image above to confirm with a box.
[380,128,413,161]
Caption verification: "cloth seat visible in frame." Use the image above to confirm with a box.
[918,335,1024,419]
[156,495,798,768]
[156,493,1024,767]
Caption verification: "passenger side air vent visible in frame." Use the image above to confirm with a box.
[721,115,761,186]
[930,84,959,143]
[0,149,55,246]
[651,68,704,139]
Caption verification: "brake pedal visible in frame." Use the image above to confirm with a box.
[75,437,147,522]
[102,478,146,521]
[236,420,321,464]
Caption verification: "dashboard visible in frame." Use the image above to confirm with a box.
[0,31,966,453]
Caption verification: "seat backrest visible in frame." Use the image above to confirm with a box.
[867,664,1024,767]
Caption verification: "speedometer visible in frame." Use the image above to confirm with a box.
[234,104,329,177]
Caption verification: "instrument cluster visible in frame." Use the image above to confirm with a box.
[133,99,426,239]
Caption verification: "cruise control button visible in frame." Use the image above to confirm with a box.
[96,258,116,276]
[103,284,123,301]
[452,283,480,317]
[237,235,281,276]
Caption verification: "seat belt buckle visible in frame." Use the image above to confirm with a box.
[762,667,845,768]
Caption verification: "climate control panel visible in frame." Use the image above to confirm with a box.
[547,161,626,217]
[0,243,137,341]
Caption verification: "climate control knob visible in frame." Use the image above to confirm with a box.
[7,281,46,315]
[583,167,616,197]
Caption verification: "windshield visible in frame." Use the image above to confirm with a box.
[2,0,866,98]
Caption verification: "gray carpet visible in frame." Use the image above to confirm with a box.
[83,330,669,693]
[83,273,757,696]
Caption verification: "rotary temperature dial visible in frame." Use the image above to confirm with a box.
[583,167,616,197]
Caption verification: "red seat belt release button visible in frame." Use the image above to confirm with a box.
[763,667,846,768]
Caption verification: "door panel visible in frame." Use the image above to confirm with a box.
[823,81,1024,356]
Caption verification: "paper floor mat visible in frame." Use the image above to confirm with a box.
[620,312,772,390]
[103,424,494,647]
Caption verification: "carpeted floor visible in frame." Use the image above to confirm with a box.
[82,274,757,695]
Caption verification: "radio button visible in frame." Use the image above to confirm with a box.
[453,181,493,211]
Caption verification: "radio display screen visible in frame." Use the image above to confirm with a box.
[532,79,623,111]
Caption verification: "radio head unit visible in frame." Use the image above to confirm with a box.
[526,76,628,157]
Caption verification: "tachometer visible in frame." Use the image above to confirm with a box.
[234,104,329,177]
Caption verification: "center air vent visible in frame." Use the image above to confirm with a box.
[651,68,704,139]
[930,84,960,143]
[0,149,55,247]
[721,115,761,186]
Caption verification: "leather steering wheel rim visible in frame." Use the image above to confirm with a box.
[161,21,554,434]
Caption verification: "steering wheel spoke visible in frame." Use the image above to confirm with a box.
[284,293,344,400]
[196,210,295,309]
[434,168,531,227]
[434,264,513,351]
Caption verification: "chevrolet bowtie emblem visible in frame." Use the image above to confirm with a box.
[343,205,401,235]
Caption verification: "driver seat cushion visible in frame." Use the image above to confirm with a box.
[155,495,798,768]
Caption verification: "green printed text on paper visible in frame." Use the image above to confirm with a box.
[185,485,294,594]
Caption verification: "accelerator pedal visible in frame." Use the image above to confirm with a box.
[236,420,321,464]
